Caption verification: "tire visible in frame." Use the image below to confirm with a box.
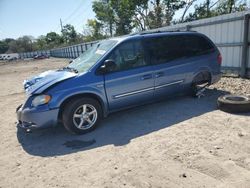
[217,95,250,113]
[62,97,102,134]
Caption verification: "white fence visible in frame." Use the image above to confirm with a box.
[19,10,250,77]
[19,50,50,59]
[149,10,250,77]
[50,41,97,59]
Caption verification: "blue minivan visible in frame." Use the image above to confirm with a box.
[16,31,221,134]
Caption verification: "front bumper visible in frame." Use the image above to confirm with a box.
[16,104,59,129]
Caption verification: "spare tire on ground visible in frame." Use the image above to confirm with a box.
[217,95,250,113]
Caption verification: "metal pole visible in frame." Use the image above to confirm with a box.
[70,47,73,58]
[240,14,250,78]
[74,46,76,58]
[60,18,63,32]
[186,25,191,31]
[80,44,83,53]
[77,45,79,57]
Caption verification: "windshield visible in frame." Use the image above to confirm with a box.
[68,40,118,73]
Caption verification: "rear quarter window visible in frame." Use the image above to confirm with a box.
[183,35,215,57]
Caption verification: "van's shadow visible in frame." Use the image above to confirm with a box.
[17,89,227,157]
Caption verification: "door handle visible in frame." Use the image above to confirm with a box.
[155,72,164,78]
[141,74,152,80]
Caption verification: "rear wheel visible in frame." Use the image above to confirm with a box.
[191,82,209,97]
[62,98,102,134]
[191,72,211,97]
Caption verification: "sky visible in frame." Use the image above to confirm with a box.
[0,0,205,40]
[0,0,249,40]
[0,0,95,39]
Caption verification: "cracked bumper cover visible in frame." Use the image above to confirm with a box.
[16,104,59,129]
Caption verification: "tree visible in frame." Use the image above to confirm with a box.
[35,35,47,50]
[144,0,186,28]
[7,36,34,53]
[215,0,247,15]
[180,0,197,22]
[19,36,34,52]
[110,0,137,35]
[182,0,247,22]
[132,0,150,31]
[8,40,19,53]
[92,0,186,35]
[183,2,212,22]
[0,41,8,53]
[148,0,164,28]
[92,0,115,36]
[44,32,63,48]
[84,19,105,41]
[163,0,186,25]
[93,0,149,35]
[4,38,15,44]
[61,24,77,44]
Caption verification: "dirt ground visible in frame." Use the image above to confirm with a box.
[0,58,250,188]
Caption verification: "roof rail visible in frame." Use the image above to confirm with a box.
[130,30,197,36]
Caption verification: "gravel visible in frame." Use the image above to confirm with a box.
[1,59,250,187]
[210,77,250,96]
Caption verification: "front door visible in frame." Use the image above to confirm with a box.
[104,39,154,111]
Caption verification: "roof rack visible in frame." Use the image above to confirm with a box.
[141,30,180,35]
[130,30,197,36]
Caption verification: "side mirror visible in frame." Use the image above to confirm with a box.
[97,59,116,74]
[69,60,73,64]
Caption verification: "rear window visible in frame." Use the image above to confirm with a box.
[144,34,215,64]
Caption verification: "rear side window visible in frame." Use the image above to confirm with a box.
[145,34,215,65]
[144,36,184,64]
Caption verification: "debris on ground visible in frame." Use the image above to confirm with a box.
[210,77,250,96]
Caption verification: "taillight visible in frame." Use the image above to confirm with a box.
[217,53,222,65]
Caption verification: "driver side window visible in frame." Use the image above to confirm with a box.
[107,40,147,72]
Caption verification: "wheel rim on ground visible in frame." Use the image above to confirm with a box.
[73,104,98,130]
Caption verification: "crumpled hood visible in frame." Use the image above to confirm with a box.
[24,70,77,95]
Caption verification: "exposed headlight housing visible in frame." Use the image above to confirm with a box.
[32,95,51,107]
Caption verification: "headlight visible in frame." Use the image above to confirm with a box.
[32,95,51,107]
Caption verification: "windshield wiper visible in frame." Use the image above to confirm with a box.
[61,66,78,73]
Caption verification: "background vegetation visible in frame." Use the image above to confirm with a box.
[0,0,248,54]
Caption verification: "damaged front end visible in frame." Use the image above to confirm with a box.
[23,70,77,95]
[17,69,77,130]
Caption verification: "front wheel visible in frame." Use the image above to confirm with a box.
[62,98,102,134]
